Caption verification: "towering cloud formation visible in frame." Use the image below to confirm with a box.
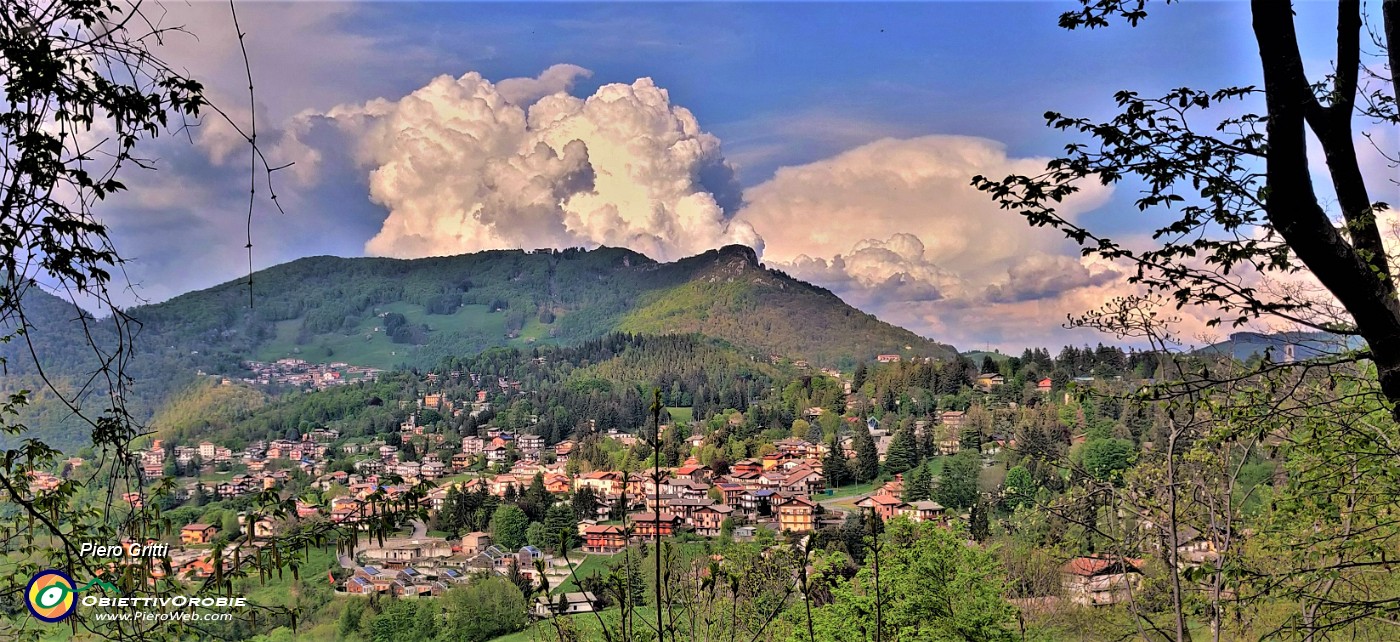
[289,65,758,260]
[269,70,1137,347]
[736,135,1122,347]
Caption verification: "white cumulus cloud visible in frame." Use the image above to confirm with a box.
[278,65,759,261]
[737,135,1126,348]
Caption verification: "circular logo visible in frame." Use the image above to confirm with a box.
[26,570,77,623]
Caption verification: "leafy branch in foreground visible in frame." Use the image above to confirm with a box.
[0,1,297,639]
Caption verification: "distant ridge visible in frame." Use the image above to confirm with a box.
[3,244,958,448]
[1192,331,1363,361]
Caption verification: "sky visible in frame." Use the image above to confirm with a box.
[93,1,1398,353]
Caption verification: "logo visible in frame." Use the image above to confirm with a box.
[25,570,117,623]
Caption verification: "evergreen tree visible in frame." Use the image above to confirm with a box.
[544,503,580,553]
[884,426,918,474]
[440,486,464,534]
[902,460,932,502]
[520,472,552,522]
[851,424,880,483]
[936,450,980,510]
[853,361,868,392]
[571,486,600,521]
[823,437,851,488]
[969,501,989,542]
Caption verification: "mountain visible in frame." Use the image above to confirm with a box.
[3,245,955,447]
[1191,331,1363,361]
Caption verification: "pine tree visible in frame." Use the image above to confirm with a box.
[520,472,551,522]
[884,426,918,474]
[823,437,851,488]
[902,461,932,502]
[544,503,579,553]
[853,361,868,392]
[571,486,600,521]
[851,423,880,483]
[970,501,989,542]
[936,451,980,510]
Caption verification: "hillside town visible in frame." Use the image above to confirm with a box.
[94,351,1164,618]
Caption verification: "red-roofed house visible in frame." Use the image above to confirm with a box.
[583,525,627,554]
[629,513,680,538]
[1061,556,1144,606]
[855,494,904,522]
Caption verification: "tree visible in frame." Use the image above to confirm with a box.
[937,451,980,510]
[571,485,600,521]
[969,502,989,543]
[823,436,851,488]
[883,426,918,474]
[853,361,869,392]
[1077,438,1135,483]
[0,2,307,638]
[543,502,580,553]
[490,504,529,551]
[526,521,549,549]
[902,460,932,502]
[973,1,1400,414]
[850,423,880,483]
[222,512,243,541]
[519,472,552,522]
[438,577,528,641]
[1002,465,1035,509]
[807,517,1017,641]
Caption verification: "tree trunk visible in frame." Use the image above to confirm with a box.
[1251,1,1400,416]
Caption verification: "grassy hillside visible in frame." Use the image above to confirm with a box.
[7,245,958,448]
[618,245,956,366]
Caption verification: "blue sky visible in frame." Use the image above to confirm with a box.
[95,1,1396,351]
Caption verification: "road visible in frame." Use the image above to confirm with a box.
[817,493,861,519]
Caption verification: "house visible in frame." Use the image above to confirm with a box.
[534,592,598,618]
[421,461,446,479]
[554,441,575,463]
[898,500,946,524]
[876,354,902,363]
[664,497,714,524]
[461,532,492,556]
[855,494,904,522]
[517,545,546,570]
[781,467,825,495]
[484,443,510,465]
[775,496,817,533]
[674,463,712,483]
[1037,378,1053,393]
[716,482,746,507]
[180,523,218,545]
[629,513,681,538]
[575,471,623,495]
[739,489,777,517]
[582,525,627,554]
[693,504,735,537]
[462,436,485,455]
[1061,556,1144,606]
[543,473,572,494]
[975,373,1005,391]
[730,460,763,476]
[482,545,513,570]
